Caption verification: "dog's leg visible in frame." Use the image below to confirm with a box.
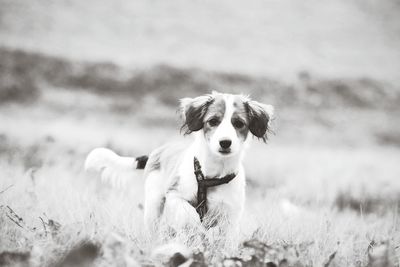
[163,193,202,232]
[225,199,244,240]
[144,195,164,234]
[144,171,165,234]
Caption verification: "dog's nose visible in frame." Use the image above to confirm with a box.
[219,139,232,149]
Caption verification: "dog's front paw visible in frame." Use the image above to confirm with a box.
[163,195,202,232]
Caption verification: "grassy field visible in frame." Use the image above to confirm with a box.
[0,47,399,266]
[1,2,400,265]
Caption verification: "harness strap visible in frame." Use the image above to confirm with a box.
[193,157,237,222]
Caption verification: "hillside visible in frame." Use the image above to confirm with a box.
[1,0,400,82]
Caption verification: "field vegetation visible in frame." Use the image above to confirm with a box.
[1,0,400,265]
[0,47,400,266]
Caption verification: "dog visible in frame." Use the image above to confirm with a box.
[85,91,274,235]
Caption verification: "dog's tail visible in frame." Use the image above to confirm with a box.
[84,147,148,188]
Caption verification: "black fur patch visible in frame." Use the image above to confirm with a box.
[245,102,270,141]
[181,98,214,134]
[135,155,148,169]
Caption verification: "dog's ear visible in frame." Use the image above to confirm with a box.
[245,100,274,141]
[180,95,214,134]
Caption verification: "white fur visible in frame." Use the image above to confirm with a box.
[208,94,243,157]
[85,92,274,236]
[143,137,246,234]
[84,148,137,188]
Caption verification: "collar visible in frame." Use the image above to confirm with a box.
[193,157,237,222]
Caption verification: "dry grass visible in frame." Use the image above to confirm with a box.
[0,111,399,266]
[0,49,400,266]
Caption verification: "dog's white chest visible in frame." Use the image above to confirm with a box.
[207,172,245,211]
[175,163,245,213]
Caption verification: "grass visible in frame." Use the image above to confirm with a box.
[0,48,400,266]
[0,135,399,266]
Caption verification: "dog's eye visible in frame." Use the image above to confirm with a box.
[232,119,245,129]
[208,118,220,127]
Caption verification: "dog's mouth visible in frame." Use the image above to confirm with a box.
[218,149,231,155]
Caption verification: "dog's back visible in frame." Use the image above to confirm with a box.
[144,142,190,183]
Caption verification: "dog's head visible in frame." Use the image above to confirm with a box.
[180,92,274,157]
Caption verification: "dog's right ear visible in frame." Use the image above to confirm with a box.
[180,95,214,134]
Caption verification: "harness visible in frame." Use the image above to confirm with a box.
[193,157,237,222]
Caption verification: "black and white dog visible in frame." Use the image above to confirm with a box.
[85,91,274,234]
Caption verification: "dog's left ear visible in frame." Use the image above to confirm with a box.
[179,95,214,134]
[245,100,274,141]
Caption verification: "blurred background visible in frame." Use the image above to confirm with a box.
[1,0,400,265]
[1,0,400,144]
